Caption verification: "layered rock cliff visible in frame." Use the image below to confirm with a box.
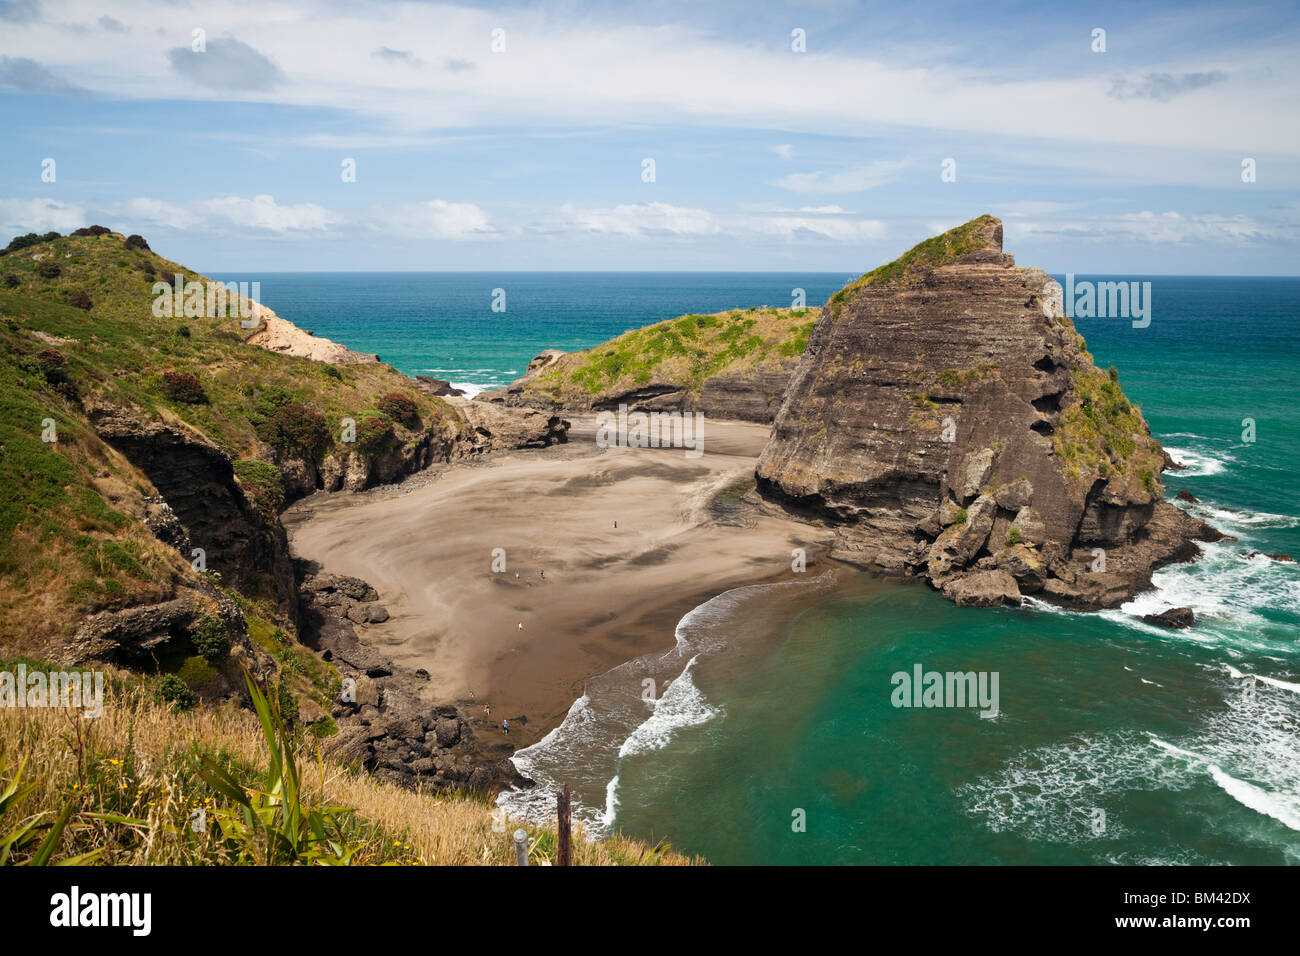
[756,215,1218,608]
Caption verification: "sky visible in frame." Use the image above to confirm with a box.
[1,0,1298,274]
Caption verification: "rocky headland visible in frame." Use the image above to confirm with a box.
[753,215,1219,608]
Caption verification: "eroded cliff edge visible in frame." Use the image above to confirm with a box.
[755,215,1219,609]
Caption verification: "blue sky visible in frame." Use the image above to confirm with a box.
[1,0,1298,273]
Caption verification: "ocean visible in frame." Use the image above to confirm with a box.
[219,272,1300,865]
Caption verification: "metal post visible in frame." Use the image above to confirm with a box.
[513,828,529,866]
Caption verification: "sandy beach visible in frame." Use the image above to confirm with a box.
[284,416,835,747]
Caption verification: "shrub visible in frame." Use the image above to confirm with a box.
[158,674,196,711]
[161,370,207,404]
[176,325,191,338]
[377,392,419,426]
[191,615,230,663]
[354,414,393,455]
[955,507,968,524]
[262,403,331,460]
[40,231,60,242]
[233,458,285,519]
[3,274,17,288]
[68,289,92,311]
[1007,527,1022,546]
[71,225,111,237]
[1,232,42,255]
[36,348,66,375]
[123,234,150,251]
[36,261,61,279]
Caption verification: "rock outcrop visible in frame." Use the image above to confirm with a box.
[243,305,378,364]
[296,562,531,795]
[755,215,1219,609]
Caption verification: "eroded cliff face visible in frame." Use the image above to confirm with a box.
[756,215,1217,608]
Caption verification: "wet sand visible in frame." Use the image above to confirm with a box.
[284,416,836,747]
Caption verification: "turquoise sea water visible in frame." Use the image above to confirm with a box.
[225,272,1300,864]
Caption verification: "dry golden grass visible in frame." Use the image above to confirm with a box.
[0,668,702,866]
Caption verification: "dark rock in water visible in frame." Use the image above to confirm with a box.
[1141,606,1196,628]
[414,375,466,398]
[1161,449,1188,471]
[753,215,1220,611]
[1174,490,1199,503]
[1244,551,1295,563]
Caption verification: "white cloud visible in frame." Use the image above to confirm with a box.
[772,144,795,160]
[1,0,1295,156]
[561,202,721,237]
[193,195,340,232]
[376,199,494,239]
[774,160,907,193]
[1006,211,1287,245]
[0,197,88,233]
[110,195,339,234]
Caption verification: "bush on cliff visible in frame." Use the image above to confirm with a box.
[191,615,231,663]
[68,289,92,311]
[259,402,331,460]
[123,234,150,251]
[161,370,207,404]
[377,392,419,427]
[354,413,393,456]
[36,261,61,279]
[233,459,285,519]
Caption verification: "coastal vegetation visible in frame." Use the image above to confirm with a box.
[0,230,459,651]
[521,306,815,403]
[829,214,1001,318]
[0,660,697,866]
[1051,365,1164,494]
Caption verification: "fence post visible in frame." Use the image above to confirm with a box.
[513,828,529,866]
[557,784,572,867]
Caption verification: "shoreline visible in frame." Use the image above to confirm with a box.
[283,415,840,750]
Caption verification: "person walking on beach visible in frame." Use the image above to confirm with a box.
[484,704,491,717]
[503,719,509,734]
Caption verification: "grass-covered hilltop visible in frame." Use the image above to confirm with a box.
[481,306,817,422]
[0,226,694,866]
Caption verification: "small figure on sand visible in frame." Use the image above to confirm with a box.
[539,570,544,580]
[503,719,510,734]
[484,704,491,716]
[518,621,524,630]
[613,520,617,528]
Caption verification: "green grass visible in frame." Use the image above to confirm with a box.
[0,230,466,651]
[522,307,816,403]
[1051,366,1165,495]
[828,214,1000,318]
